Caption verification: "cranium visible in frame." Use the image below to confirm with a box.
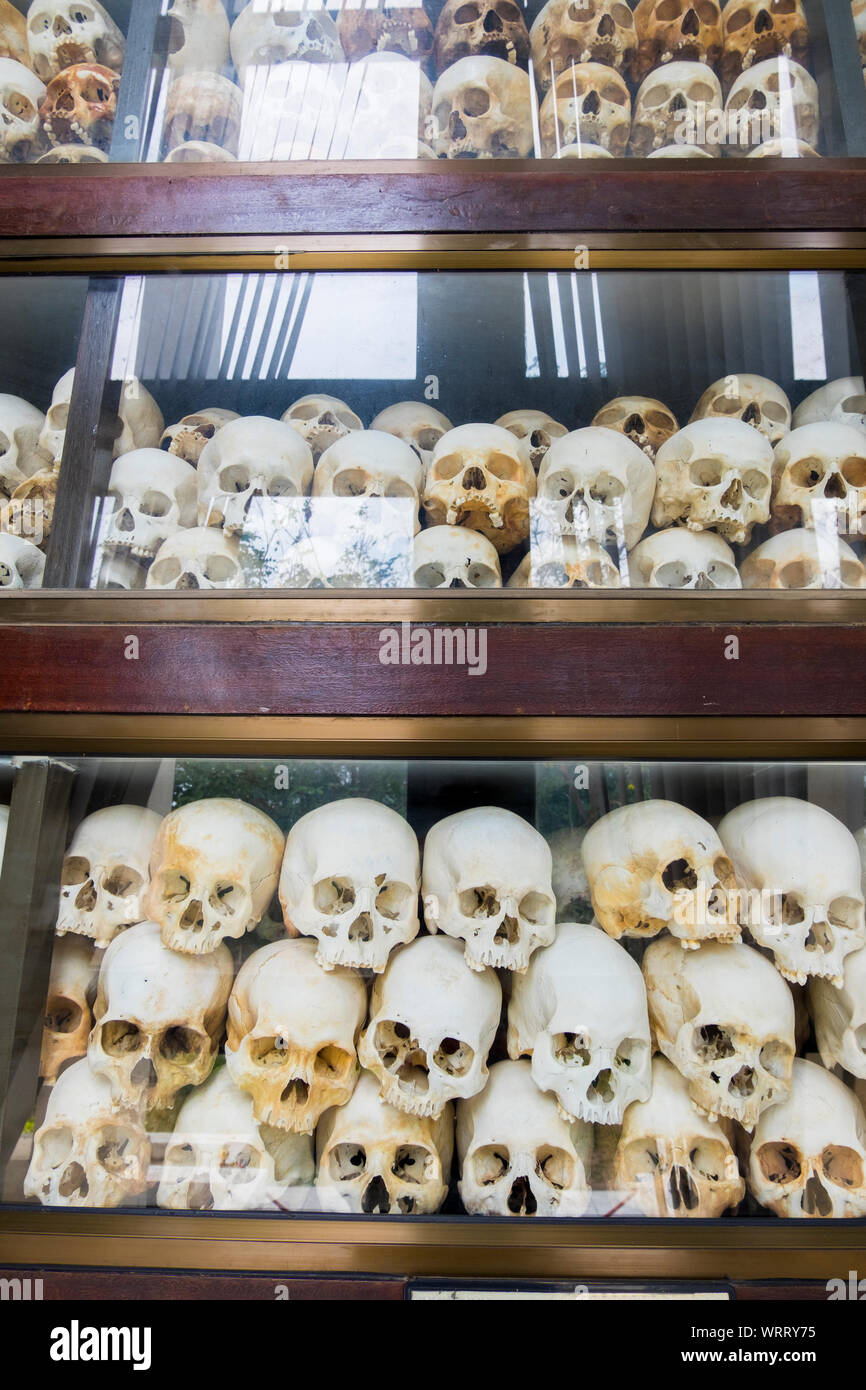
[40,61,119,149]
[316,1070,453,1215]
[2,465,58,548]
[740,529,866,590]
[164,0,230,74]
[313,430,423,533]
[0,0,30,69]
[370,401,453,471]
[422,805,556,972]
[535,427,656,551]
[746,135,816,155]
[36,367,73,468]
[338,3,434,70]
[0,393,48,498]
[690,373,791,444]
[229,1,344,85]
[0,58,45,160]
[556,140,612,156]
[719,796,866,987]
[652,418,774,544]
[631,0,723,83]
[724,57,819,153]
[630,60,722,156]
[146,527,244,589]
[163,71,242,155]
[506,536,622,588]
[494,408,568,473]
[423,423,536,554]
[163,139,237,162]
[0,531,45,587]
[102,449,197,559]
[145,797,285,955]
[548,826,594,923]
[771,422,866,537]
[539,61,631,156]
[198,415,314,533]
[40,934,99,1085]
[112,378,164,456]
[35,141,108,160]
[433,0,530,75]
[431,54,532,157]
[56,804,162,949]
[793,377,866,431]
[629,528,741,588]
[592,396,679,460]
[279,797,421,973]
[26,0,124,81]
[809,945,866,1081]
[225,937,367,1134]
[530,0,637,92]
[341,53,433,158]
[281,394,363,463]
[412,525,502,587]
[646,141,713,155]
[721,0,809,88]
[457,1059,592,1216]
[644,935,796,1128]
[94,551,147,590]
[359,935,501,1118]
[160,408,239,467]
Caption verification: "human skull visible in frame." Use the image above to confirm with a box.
[24,1059,150,1208]
[317,1070,453,1215]
[422,805,556,972]
[370,401,453,471]
[0,0,30,69]
[2,465,58,548]
[724,57,818,153]
[163,139,236,161]
[279,797,421,973]
[88,920,233,1115]
[230,1,344,85]
[102,449,197,559]
[651,418,773,544]
[646,141,713,155]
[548,826,593,923]
[423,423,536,554]
[412,525,502,587]
[809,946,866,1080]
[506,537,623,588]
[160,408,239,468]
[0,58,45,160]
[56,804,162,949]
[771,422,866,538]
[197,415,313,533]
[539,61,631,156]
[583,799,741,947]
[338,3,434,70]
[690,373,791,444]
[313,430,423,533]
[158,1065,314,1211]
[35,367,72,468]
[281,394,363,463]
[164,0,230,74]
[644,936,795,1128]
[225,937,367,1134]
[508,922,652,1125]
[457,1059,592,1216]
[0,531,45,587]
[530,0,637,92]
[146,527,244,589]
[592,396,679,461]
[631,0,723,84]
[40,934,99,1085]
[556,140,612,156]
[746,135,816,155]
[747,1059,866,1218]
[793,377,866,431]
[535,427,656,551]
[495,408,568,473]
[614,1055,744,1217]
[434,0,530,76]
[27,0,123,81]
[629,528,742,588]
[163,71,241,154]
[721,0,809,88]
[740,529,866,590]
[0,394,48,498]
[40,62,119,149]
[94,551,147,590]
[719,797,866,987]
[341,53,433,158]
[359,935,501,1118]
[431,54,532,157]
[630,60,722,156]
[112,379,165,456]
[145,797,284,955]
[36,141,108,160]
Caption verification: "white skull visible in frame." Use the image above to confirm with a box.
[198,415,313,533]
[279,797,420,973]
[0,531,44,587]
[632,0,723,83]
[740,529,866,590]
[629,528,742,589]
[37,367,74,467]
[88,921,233,1115]
[164,0,230,74]
[422,805,556,972]
[592,396,679,461]
[26,0,124,82]
[539,61,631,157]
[719,797,866,987]
[423,423,536,554]
[652,418,774,544]
[647,142,713,156]
[691,373,791,445]
[360,936,500,1119]
[225,937,367,1134]
[0,57,44,160]
[771,422,866,537]
[281,394,363,463]
[370,401,453,471]
[746,136,817,156]
[506,537,622,588]
[630,61,722,157]
[747,1059,866,1218]
[614,1055,744,1218]
[163,71,242,155]
[457,1059,592,1217]
[724,57,819,153]
[643,935,796,1128]
[412,525,502,588]
[556,140,612,157]
[793,377,866,431]
[0,393,48,498]
[508,922,652,1125]
[158,1065,315,1211]
[530,0,638,91]
[809,945,866,1081]
[24,1059,150,1208]
[721,0,810,88]
[40,934,99,1085]
[56,804,162,948]
[230,1,344,85]
[536,427,656,551]
[341,53,433,159]
[112,379,164,456]
[94,551,147,590]
[145,797,285,955]
[494,408,568,473]
[35,141,108,160]
[431,55,533,159]
[146,528,242,590]
[103,449,197,559]
[316,1070,453,1215]
[160,408,240,467]
[313,430,423,534]
[548,826,593,923]
[164,139,237,162]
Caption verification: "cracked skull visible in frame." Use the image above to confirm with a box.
[434,0,530,76]
[55,804,162,949]
[592,395,679,461]
[338,3,434,70]
[160,407,239,468]
[370,401,453,471]
[494,408,568,474]
[198,415,314,534]
[423,423,536,553]
[652,417,773,543]
[536,427,656,551]
[281,394,363,463]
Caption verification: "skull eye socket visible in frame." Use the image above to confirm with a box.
[536,1146,575,1191]
[159,1025,203,1062]
[432,455,463,481]
[761,401,788,423]
[495,0,522,19]
[459,884,501,918]
[757,1140,802,1185]
[552,1031,591,1065]
[375,880,412,920]
[101,865,143,899]
[741,469,769,498]
[840,456,866,488]
[219,1144,259,1180]
[332,469,370,498]
[790,457,826,489]
[166,1142,195,1167]
[96,1126,139,1174]
[392,1145,432,1184]
[416,428,443,453]
[518,890,553,924]
[615,1037,647,1071]
[61,855,91,887]
[149,558,181,587]
[385,479,415,499]
[467,562,499,587]
[602,82,628,104]
[622,1140,660,1175]
[315,1044,352,1077]
[687,81,717,103]
[250,1035,293,1066]
[313,877,356,914]
[217,464,251,495]
[765,890,804,926]
[725,7,754,33]
[821,1147,864,1190]
[472,1144,510,1184]
[44,994,83,1035]
[330,1143,366,1180]
[160,869,191,903]
[690,458,724,487]
[759,1039,792,1079]
[289,404,321,422]
[267,475,298,497]
[6,93,35,119]
[203,554,239,585]
[693,1023,735,1062]
[535,562,570,587]
[461,87,490,118]
[828,896,864,931]
[40,1125,74,1169]
[612,2,633,24]
[454,2,481,21]
[662,857,698,892]
[432,1035,474,1076]
[485,452,519,481]
[137,490,172,518]
[100,1019,143,1056]
[543,470,575,501]
[208,880,239,915]
[641,84,672,109]
[689,1139,730,1182]
[414,562,446,587]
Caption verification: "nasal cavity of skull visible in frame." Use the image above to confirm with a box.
[432,1035,474,1076]
[45,994,83,1035]
[822,1145,864,1191]
[333,469,371,498]
[802,1174,832,1217]
[187,1179,215,1210]
[553,1031,591,1065]
[392,1144,430,1184]
[130,1055,157,1089]
[101,865,142,900]
[804,918,834,955]
[330,1142,366,1181]
[280,1076,310,1106]
[179,897,205,932]
[96,1128,136,1175]
[459,884,501,919]
[461,465,487,491]
[758,1039,790,1079]
[361,1174,391,1214]
[473,1144,510,1184]
[668,1164,699,1211]
[507,1175,538,1214]
[728,1064,755,1097]
[59,1161,89,1199]
[720,476,743,509]
[694,1023,735,1063]
[349,912,373,942]
[101,1019,142,1056]
[159,1025,201,1064]
[536,1146,574,1192]
[589,1068,615,1104]
[758,1140,802,1185]
[662,857,698,893]
[494,914,520,945]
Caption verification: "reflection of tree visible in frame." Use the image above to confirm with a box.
[172,759,408,832]
[237,496,414,589]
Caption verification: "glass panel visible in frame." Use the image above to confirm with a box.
[3,754,865,1220]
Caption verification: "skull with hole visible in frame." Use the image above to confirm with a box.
[26,0,123,82]
[317,1070,453,1215]
[508,922,652,1125]
[56,805,162,949]
[423,423,536,554]
[145,797,284,955]
[592,396,679,461]
[629,528,742,588]
[0,393,48,499]
[506,537,623,589]
[0,58,45,160]
[747,1059,866,1218]
[313,430,424,534]
[690,373,791,444]
[163,72,242,155]
[723,56,818,153]
[370,401,453,472]
[40,61,119,149]
[644,936,795,1128]
[651,418,774,544]
[279,797,421,973]
[431,54,533,157]
[197,416,313,534]
[457,1059,592,1216]
[88,921,233,1116]
[40,934,99,1085]
[281,394,363,463]
[771,423,866,538]
[583,799,741,948]
[631,0,723,84]
[630,60,723,156]
[229,1,344,85]
[548,827,594,924]
[740,529,866,590]
[412,525,502,588]
[614,1055,744,1217]
[0,531,45,587]
[146,527,243,590]
[2,466,58,548]
[535,427,656,551]
[342,53,433,158]
[721,0,809,89]
[338,2,434,71]
[24,1058,150,1208]
[102,449,197,560]
[530,0,637,93]
[433,0,529,76]
[719,797,866,987]
[809,945,866,1081]
[112,379,164,456]
[225,937,367,1134]
[160,408,239,468]
[422,805,556,972]
[539,61,631,156]
[359,935,501,1119]
[164,0,230,74]
[0,0,31,69]
[164,139,236,162]
[793,377,866,431]
[494,409,568,474]
[157,1065,315,1211]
